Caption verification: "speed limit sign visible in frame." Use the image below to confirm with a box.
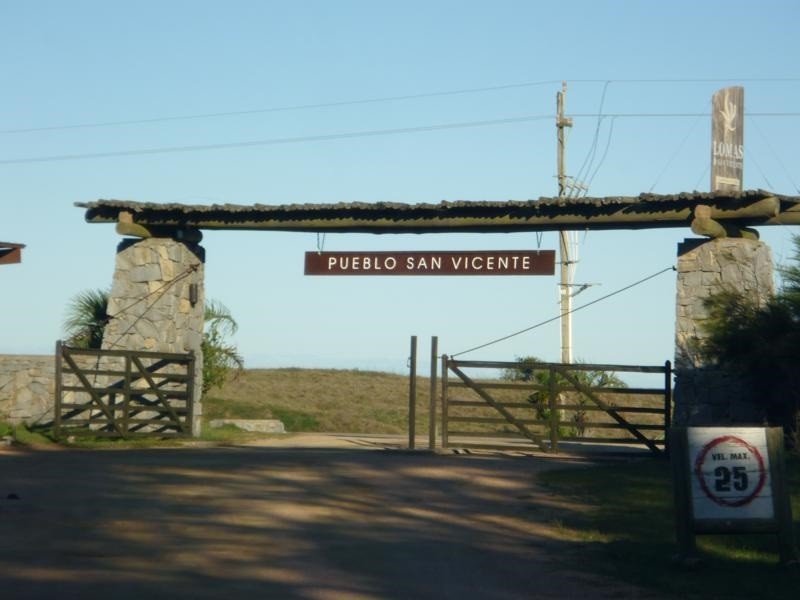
[689,428,772,519]
[671,426,796,564]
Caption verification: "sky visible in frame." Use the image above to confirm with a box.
[2,1,799,385]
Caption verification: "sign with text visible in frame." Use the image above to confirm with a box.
[688,427,772,520]
[305,250,555,276]
[711,86,744,192]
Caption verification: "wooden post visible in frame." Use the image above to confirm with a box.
[664,360,672,456]
[429,336,438,450]
[186,351,196,437]
[408,336,417,449]
[669,428,698,562]
[441,355,449,449]
[54,341,63,439]
[123,353,132,436]
[548,367,559,453]
[768,428,798,565]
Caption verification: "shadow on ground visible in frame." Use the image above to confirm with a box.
[0,446,657,599]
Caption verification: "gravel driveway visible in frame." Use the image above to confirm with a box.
[0,436,661,599]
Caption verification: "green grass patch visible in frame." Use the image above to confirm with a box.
[0,421,55,446]
[266,406,319,431]
[538,455,800,599]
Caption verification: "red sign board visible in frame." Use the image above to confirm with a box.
[0,242,25,266]
[305,250,555,276]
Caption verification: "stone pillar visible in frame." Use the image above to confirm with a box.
[102,238,205,435]
[673,238,773,426]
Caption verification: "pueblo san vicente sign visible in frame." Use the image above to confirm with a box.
[670,427,797,564]
[304,250,555,276]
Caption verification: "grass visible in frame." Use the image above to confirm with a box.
[538,455,800,599]
[0,422,54,446]
[203,367,429,434]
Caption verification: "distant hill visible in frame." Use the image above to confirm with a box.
[204,368,431,434]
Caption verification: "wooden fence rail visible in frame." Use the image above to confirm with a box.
[441,357,672,456]
[54,341,195,439]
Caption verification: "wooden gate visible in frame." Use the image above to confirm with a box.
[441,357,671,455]
[54,341,195,439]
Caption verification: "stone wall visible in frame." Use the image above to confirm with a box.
[102,238,205,434]
[673,237,774,426]
[0,355,54,425]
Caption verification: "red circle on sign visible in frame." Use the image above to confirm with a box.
[693,435,767,507]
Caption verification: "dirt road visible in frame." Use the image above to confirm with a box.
[0,436,660,599]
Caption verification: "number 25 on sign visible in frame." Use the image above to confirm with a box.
[670,427,797,565]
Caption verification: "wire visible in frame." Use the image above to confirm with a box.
[571,81,611,196]
[745,146,775,191]
[4,77,799,135]
[0,80,565,135]
[3,111,799,166]
[693,165,710,191]
[648,102,708,193]
[749,117,800,193]
[0,115,556,165]
[585,116,616,190]
[103,264,200,350]
[451,265,675,358]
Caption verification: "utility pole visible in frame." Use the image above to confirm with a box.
[556,82,574,364]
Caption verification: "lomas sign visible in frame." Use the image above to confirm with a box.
[305,250,555,276]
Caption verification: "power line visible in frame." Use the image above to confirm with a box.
[3,77,799,135]
[0,80,565,135]
[750,116,800,193]
[2,111,799,166]
[451,265,676,358]
[648,102,708,193]
[0,115,548,165]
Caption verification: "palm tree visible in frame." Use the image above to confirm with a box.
[201,300,245,393]
[63,289,110,349]
[63,290,244,394]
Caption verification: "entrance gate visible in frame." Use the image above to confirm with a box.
[54,341,196,439]
[440,357,672,455]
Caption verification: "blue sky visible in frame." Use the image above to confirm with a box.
[2,1,799,381]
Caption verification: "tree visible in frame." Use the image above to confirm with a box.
[201,300,244,394]
[63,290,243,395]
[700,237,800,449]
[503,356,626,435]
[63,289,110,349]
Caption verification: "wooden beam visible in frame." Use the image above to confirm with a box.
[116,220,203,243]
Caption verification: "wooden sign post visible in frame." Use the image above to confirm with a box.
[711,86,744,192]
[670,427,797,564]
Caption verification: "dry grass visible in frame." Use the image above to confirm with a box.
[204,368,434,434]
[204,368,668,444]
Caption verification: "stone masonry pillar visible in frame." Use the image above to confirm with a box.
[102,238,205,435]
[673,237,773,426]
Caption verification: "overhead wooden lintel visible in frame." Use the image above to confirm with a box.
[691,205,759,240]
[116,218,203,243]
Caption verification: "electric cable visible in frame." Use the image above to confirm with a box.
[749,117,800,193]
[648,102,709,193]
[451,265,675,358]
[4,77,798,135]
[585,116,616,191]
[2,111,797,166]
[0,115,553,165]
